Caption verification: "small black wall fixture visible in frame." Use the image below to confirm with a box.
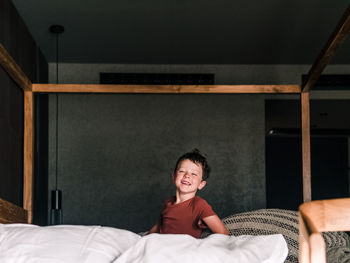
[50,24,64,225]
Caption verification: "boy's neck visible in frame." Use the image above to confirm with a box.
[174,191,196,204]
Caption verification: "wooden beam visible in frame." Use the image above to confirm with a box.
[32,84,301,93]
[0,42,32,91]
[301,91,311,203]
[23,91,34,223]
[303,5,350,92]
[0,197,28,223]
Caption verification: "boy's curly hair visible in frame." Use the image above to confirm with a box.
[173,149,211,181]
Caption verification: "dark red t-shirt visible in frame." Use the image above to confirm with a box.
[159,196,216,238]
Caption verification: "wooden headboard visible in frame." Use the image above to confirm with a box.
[0,198,28,224]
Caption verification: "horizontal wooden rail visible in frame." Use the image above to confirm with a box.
[0,43,32,91]
[0,197,28,223]
[32,84,301,93]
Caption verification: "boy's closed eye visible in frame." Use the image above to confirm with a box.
[178,170,198,176]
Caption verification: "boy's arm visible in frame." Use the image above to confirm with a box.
[202,215,229,235]
[147,222,160,234]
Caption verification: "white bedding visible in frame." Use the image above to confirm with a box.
[0,224,288,263]
[0,224,140,263]
[114,233,288,263]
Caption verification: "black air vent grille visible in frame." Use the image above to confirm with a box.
[100,73,214,85]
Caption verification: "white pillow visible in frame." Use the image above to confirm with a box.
[0,224,141,263]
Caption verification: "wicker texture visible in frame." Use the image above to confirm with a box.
[201,209,350,263]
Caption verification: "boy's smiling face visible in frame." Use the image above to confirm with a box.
[173,159,206,195]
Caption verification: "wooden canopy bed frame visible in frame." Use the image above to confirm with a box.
[0,4,349,262]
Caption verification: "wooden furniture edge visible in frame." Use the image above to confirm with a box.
[299,202,327,263]
[300,198,350,232]
[32,83,301,93]
[299,212,310,263]
[299,198,350,263]
[0,197,28,224]
[0,42,32,91]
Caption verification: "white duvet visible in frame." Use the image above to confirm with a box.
[114,233,288,263]
[0,224,288,263]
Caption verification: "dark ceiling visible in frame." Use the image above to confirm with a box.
[11,0,350,64]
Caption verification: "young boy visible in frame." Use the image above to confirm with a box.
[148,149,228,238]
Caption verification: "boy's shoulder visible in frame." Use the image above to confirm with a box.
[193,196,216,218]
[193,196,211,207]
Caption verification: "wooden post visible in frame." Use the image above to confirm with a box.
[23,91,34,223]
[301,91,311,202]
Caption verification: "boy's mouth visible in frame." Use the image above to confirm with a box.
[181,180,191,186]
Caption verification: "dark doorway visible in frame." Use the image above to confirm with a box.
[311,137,348,200]
[266,136,349,210]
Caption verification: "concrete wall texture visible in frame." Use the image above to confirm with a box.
[49,93,265,232]
[47,63,350,232]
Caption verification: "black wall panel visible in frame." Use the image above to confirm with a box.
[0,0,48,214]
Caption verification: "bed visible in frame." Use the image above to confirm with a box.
[0,4,350,263]
[0,222,290,263]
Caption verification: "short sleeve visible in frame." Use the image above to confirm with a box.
[196,197,216,220]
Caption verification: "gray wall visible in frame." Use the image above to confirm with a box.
[49,93,265,232]
[47,63,350,232]
[49,63,350,85]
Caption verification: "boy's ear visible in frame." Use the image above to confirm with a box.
[172,173,175,181]
[198,180,206,190]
